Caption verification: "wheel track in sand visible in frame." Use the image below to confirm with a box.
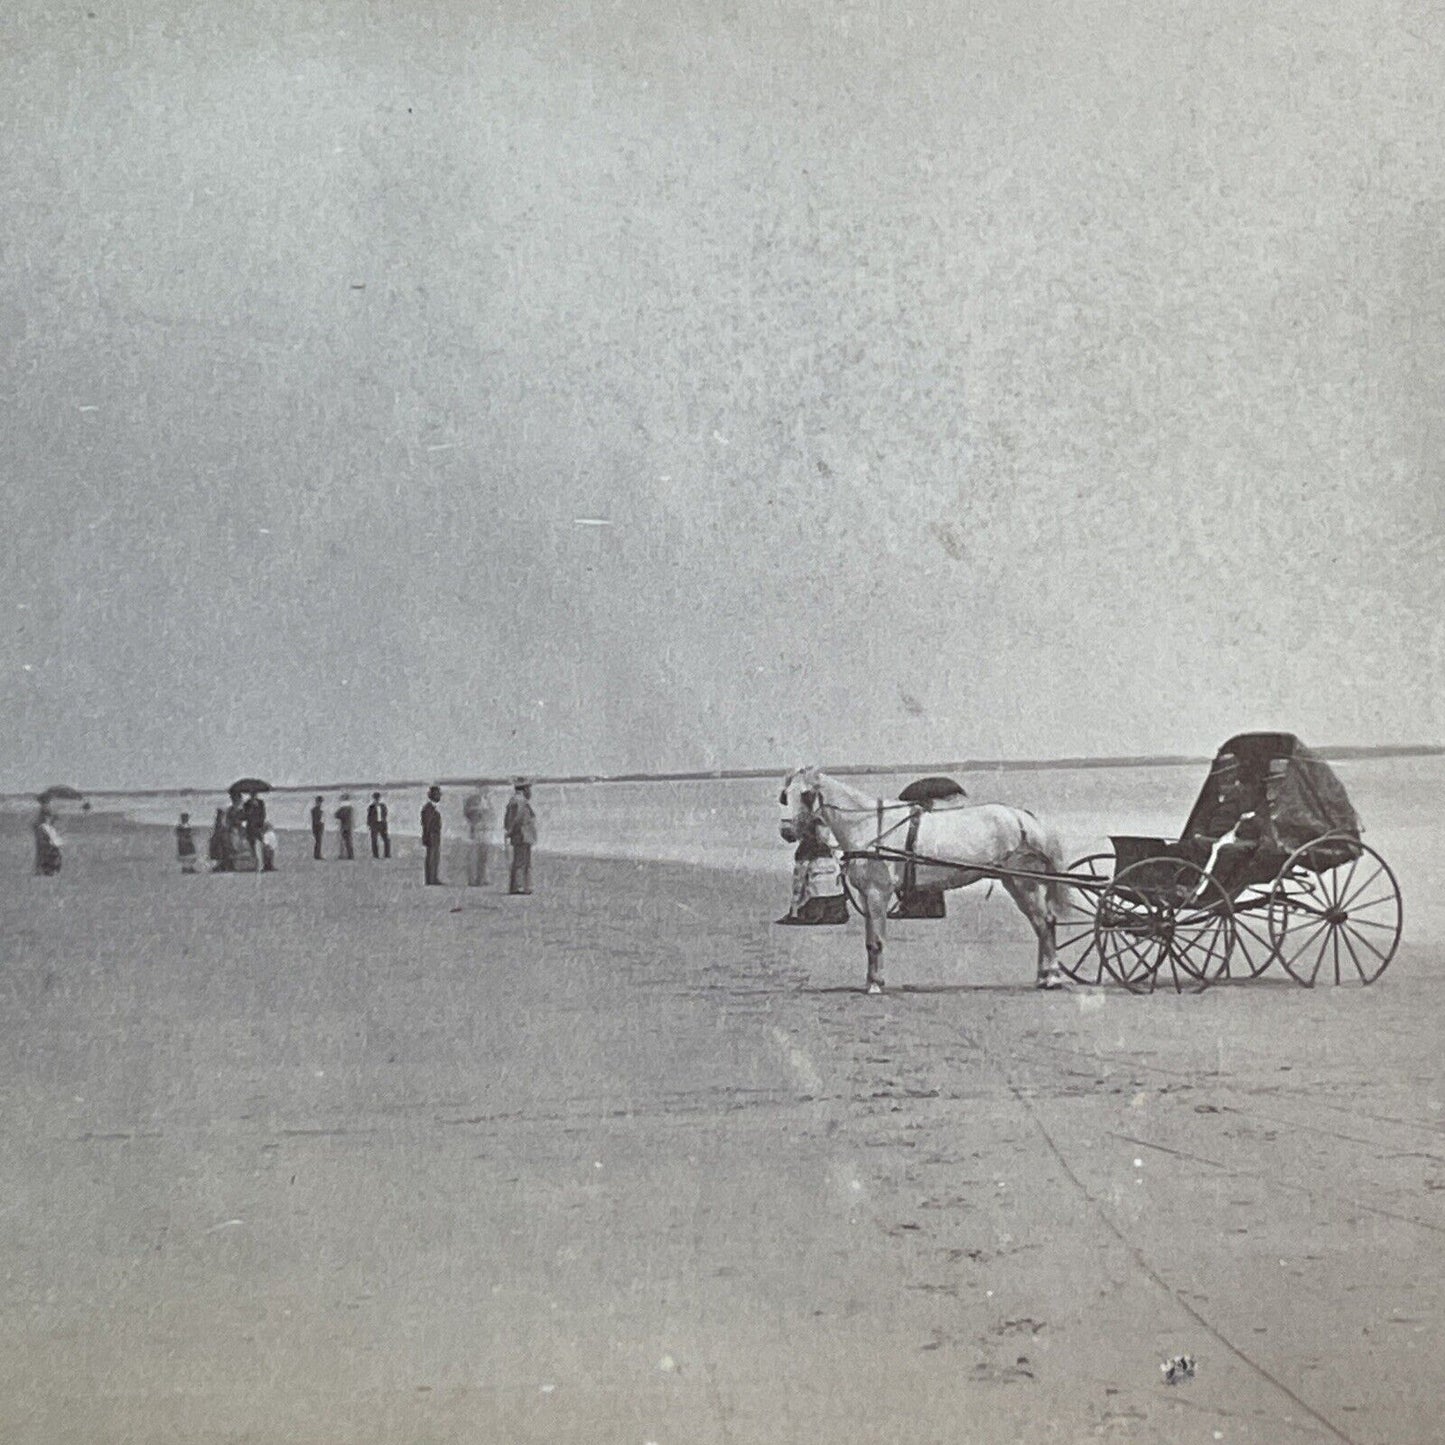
[957,1008,1365,1445]
[1003,1035,1445,1237]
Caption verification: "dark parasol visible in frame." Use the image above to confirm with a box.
[229,777,272,795]
[37,784,85,803]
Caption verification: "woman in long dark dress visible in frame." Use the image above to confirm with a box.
[209,807,231,871]
[225,789,255,871]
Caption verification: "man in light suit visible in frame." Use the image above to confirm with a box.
[503,779,537,895]
[463,783,493,886]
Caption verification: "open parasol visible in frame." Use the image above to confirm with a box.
[38,784,85,803]
[229,777,272,795]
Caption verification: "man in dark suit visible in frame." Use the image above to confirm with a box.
[335,794,356,860]
[421,785,443,885]
[503,779,537,895]
[367,791,391,859]
[310,796,325,859]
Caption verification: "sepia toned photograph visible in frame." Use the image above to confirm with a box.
[3,1,1443,1441]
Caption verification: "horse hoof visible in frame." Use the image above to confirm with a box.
[866,981,884,995]
[1036,974,1066,991]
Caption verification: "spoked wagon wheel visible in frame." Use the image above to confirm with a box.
[1268,837,1403,986]
[1221,884,1279,980]
[1055,854,1113,985]
[1095,859,1234,994]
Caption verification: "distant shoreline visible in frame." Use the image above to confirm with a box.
[6,742,1440,802]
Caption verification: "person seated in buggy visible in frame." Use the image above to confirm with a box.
[1112,733,1366,911]
[1174,745,1320,897]
[1184,762,1268,890]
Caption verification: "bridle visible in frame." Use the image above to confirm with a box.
[781,772,916,854]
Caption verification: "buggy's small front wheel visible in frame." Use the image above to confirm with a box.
[1223,883,1281,979]
[1268,837,1403,986]
[1055,854,1112,985]
[1095,859,1234,994]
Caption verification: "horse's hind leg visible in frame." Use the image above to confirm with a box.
[1002,877,1064,990]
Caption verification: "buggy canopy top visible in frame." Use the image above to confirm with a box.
[1181,733,1361,851]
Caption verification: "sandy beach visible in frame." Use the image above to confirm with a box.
[7,0,1442,1435]
[1,782,1442,1445]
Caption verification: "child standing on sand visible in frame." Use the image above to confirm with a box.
[176,813,198,874]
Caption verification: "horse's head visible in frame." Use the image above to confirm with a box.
[778,767,821,844]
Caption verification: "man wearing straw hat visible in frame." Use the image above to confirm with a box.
[503,779,537,895]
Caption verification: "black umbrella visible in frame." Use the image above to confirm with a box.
[38,784,84,803]
[898,776,967,805]
[229,777,272,794]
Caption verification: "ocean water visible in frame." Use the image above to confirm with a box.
[27,754,1440,881]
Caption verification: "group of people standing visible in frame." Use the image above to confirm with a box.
[196,788,276,873]
[306,779,540,894]
[308,792,392,861]
[421,779,538,893]
[34,777,542,891]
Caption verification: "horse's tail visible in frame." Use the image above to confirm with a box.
[1025,811,1070,922]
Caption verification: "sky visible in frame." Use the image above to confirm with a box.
[2,0,1443,790]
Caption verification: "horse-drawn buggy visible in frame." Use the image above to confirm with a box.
[1055,732,1402,991]
[778,734,1402,994]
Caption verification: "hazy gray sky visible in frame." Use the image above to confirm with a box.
[3,0,1442,789]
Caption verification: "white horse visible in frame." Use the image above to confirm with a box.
[778,767,1068,993]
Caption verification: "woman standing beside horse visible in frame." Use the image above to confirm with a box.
[778,768,1069,993]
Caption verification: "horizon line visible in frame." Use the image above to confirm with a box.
[6,741,1441,801]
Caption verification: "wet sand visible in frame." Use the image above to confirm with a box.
[1,815,1442,1443]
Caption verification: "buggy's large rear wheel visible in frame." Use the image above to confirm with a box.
[1055,854,1112,985]
[1095,859,1234,994]
[1268,837,1403,986]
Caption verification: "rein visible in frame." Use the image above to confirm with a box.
[817,792,912,855]
[838,841,1083,890]
[785,773,947,865]
[785,774,922,858]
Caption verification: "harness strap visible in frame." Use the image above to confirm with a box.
[903,805,923,896]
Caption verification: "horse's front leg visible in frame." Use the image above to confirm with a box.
[864,896,886,994]
[853,861,891,994]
